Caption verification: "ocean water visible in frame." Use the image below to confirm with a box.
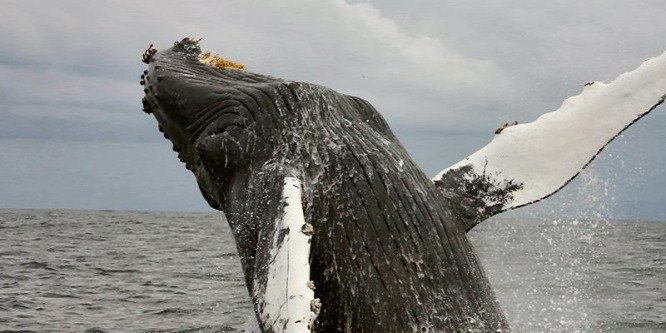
[0,209,664,332]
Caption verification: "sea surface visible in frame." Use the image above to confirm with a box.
[0,209,664,332]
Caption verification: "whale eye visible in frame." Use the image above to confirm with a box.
[195,124,257,171]
[192,105,253,143]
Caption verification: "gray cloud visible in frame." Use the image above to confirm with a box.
[0,0,664,218]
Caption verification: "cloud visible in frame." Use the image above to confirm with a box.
[2,0,664,135]
[0,65,139,112]
[0,64,151,142]
[0,0,663,215]
[0,0,517,137]
[333,0,506,90]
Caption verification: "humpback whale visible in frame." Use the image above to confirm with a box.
[139,38,666,332]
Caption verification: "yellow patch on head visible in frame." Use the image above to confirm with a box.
[199,51,246,71]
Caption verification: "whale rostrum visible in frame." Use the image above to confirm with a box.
[140,38,666,332]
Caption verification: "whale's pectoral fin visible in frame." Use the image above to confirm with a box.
[433,53,666,231]
[252,172,318,332]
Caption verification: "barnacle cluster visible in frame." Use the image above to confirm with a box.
[142,44,157,64]
[199,51,246,71]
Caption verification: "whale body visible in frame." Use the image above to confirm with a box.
[140,38,666,332]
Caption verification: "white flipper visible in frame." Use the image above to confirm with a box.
[259,176,318,332]
[433,52,666,221]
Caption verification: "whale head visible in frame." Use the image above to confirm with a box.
[141,38,406,212]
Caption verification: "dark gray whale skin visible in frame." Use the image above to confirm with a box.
[141,38,510,332]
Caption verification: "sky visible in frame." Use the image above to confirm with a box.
[1,0,665,220]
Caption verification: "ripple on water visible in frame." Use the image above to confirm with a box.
[19,261,56,271]
[2,209,664,332]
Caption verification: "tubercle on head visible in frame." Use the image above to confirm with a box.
[141,44,157,64]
